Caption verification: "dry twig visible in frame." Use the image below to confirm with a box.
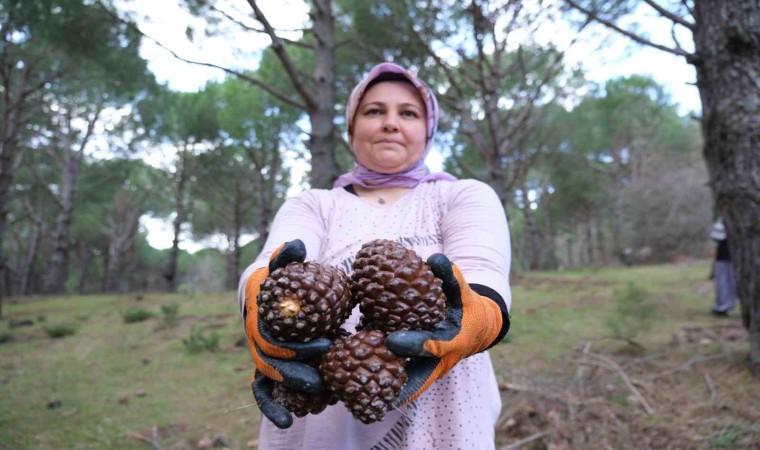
[498,382,534,392]
[125,426,163,450]
[701,369,717,403]
[82,430,112,448]
[651,354,726,380]
[584,352,654,415]
[573,341,594,392]
[499,430,551,449]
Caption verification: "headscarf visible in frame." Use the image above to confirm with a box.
[333,62,456,188]
[710,217,726,241]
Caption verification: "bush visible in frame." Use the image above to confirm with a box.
[160,304,180,327]
[44,323,77,339]
[0,329,13,344]
[182,327,220,353]
[605,282,657,347]
[122,308,153,324]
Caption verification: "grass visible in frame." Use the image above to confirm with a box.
[1,260,758,449]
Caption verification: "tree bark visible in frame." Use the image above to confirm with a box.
[585,219,594,264]
[595,210,606,261]
[693,0,760,373]
[247,0,338,189]
[308,0,339,188]
[0,63,30,316]
[105,194,141,293]
[77,245,93,295]
[164,150,190,292]
[225,180,243,291]
[18,216,42,296]
[44,107,99,294]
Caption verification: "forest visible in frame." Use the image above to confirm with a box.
[2,0,760,368]
[2,1,760,448]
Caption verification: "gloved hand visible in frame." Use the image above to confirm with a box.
[386,253,509,407]
[243,239,331,429]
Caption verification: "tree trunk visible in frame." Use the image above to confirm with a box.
[607,141,628,263]
[105,195,141,293]
[585,219,594,264]
[0,78,26,316]
[309,0,339,189]
[77,245,93,295]
[595,210,606,261]
[519,186,546,270]
[44,108,99,294]
[226,181,243,291]
[164,151,189,292]
[693,0,760,373]
[19,216,43,296]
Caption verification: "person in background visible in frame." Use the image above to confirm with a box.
[709,216,737,316]
[237,62,511,449]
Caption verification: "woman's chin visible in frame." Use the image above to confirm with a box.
[371,163,412,174]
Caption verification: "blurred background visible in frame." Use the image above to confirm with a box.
[4,1,759,449]
[0,0,711,298]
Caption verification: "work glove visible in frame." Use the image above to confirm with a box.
[386,253,509,407]
[243,240,331,429]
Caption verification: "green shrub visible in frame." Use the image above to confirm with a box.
[122,308,153,324]
[182,327,220,353]
[0,329,13,344]
[36,315,46,323]
[711,426,740,448]
[44,323,77,339]
[160,304,180,327]
[605,282,657,347]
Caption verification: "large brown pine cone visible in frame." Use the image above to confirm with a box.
[271,382,339,417]
[258,262,351,342]
[319,329,407,424]
[351,239,446,333]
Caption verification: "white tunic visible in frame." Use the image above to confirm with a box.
[238,179,511,450]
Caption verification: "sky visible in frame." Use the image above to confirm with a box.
[127,0,701,252]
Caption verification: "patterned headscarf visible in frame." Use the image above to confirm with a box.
[333,62,456,188]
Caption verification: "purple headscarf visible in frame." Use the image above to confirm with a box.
[333,62,456,189]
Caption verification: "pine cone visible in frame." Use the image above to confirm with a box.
[319,329,407,424]
[351,239,446,333]
[259,262,351,342]
[272,382,338,417]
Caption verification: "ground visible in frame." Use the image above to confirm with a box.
[0,260,758,449]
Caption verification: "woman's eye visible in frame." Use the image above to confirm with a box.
[401,110,419,118]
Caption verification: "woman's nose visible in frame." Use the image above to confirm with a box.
[382,113,400,131]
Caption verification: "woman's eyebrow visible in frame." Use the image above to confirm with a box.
[361,101,423,110]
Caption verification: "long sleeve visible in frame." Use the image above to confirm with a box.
[441,179,511,312]
[236,190,329,317]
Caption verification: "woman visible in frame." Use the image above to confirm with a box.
[238,62,511,449]
[709,216,737,316]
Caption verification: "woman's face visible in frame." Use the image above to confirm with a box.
[350,81,427,174]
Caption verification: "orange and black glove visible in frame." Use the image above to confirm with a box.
[243,240,331,429]
[386,253,510,407]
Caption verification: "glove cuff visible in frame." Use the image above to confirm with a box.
[471,284,510,350]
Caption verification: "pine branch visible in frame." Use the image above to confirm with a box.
[95,1,306,110]
[208,4,314,49]
[641,0,695,30]
[246,0,317,111]
[564,0,694,59]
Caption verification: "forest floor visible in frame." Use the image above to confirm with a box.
[1,260,758,450]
